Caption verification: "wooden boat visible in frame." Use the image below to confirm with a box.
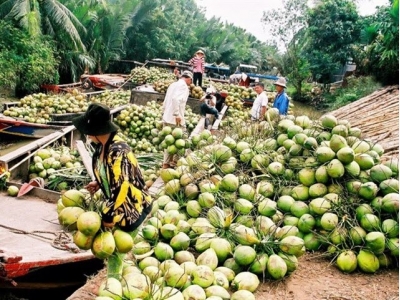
[0,118,65,139]
[0,184,95,284]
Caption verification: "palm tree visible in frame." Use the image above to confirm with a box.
[0,0,94,81]
[0,0,86,50]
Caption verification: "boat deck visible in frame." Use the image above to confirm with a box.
[0,192,94,281]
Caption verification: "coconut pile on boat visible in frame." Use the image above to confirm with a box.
[56,109,398,300]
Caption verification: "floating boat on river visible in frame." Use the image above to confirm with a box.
[0,118,66,139]
[0,185,96,285]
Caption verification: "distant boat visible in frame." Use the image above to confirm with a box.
[0,118,65,139]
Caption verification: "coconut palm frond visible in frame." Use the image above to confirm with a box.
[41,0,86,51]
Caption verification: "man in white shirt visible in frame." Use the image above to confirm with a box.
[250,82,268,121]
[162,71,192,168]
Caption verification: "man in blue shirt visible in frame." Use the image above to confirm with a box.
[272,77,289,115]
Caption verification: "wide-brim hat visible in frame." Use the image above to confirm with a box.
[274,77,287,88]
[72,103,119,135]
[196,50,205,55]
[181,70,193,80]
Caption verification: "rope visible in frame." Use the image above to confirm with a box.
[0,223,80,253]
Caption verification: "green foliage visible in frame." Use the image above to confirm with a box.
[354,0,399,85]
[0,21,59,95]
[305,0,360,83]
[321,76,382,110]
[262,0,311,97]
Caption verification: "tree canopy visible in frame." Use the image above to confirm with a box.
[0,0,397,96]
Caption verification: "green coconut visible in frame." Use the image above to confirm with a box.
[315,165,329,183]
[352,140,371,154]
[379,178,399,195]
[358,182,379,201]
[382,219,399,238]
[291,185,309,201]
[326,159,345,178]
[295,115,311,129]
[355,204,374,221]
[349,127,362,137]
[336,250,358,273]
[329,134,348,152]
[308,183,328,198]
[268,161,285,176]
[320,212,339,231]
[258,180,275,198]
[303,232,321,251]
[297,214,316,234]
[381,193,399,213]
[309,197,331,215]
[383,158,399,176]
[266,254,287,280]
[298,168,316,187]
[349,226,366,245]
[277,195,295,213]
[360,213,380,232]
[287,125,303,139]
[278,119,295,133]
[369,164,393,183]
[303,137,318,150]
[377,253,393,268]
[289,144,303,156]
[336,146,355,164]
[278,252,299,273]
[277,133,289,146]
[257,198,277,217]
[290,201,309,218]
[220,174,239,192]
[357,250,379,273]
[320,114,337,129]
[346,179,362,194]
[331,124,349,137]
[345,161,361,177]
[365,231,386,254]
[317,131,332,143]
[386,238,399,257]
[316,146,336,163]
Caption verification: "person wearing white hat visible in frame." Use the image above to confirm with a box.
[188,49,205,87]
[272,77,289,115]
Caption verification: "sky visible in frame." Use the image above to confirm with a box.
[195,0,390,43]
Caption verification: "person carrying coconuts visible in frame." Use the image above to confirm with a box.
[72,103,152,232]
[272,77,289,115]
[161,71,193,169]
[250,82,268,121]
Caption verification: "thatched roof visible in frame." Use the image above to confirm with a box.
[329,85,399,159]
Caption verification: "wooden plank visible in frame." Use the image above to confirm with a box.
[148,176,164,197]
[75,140,95,181]
[211,105,228,131]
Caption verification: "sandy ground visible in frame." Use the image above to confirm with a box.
[66,252,399,300]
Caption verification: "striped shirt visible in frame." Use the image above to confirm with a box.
[189,55,205,73]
